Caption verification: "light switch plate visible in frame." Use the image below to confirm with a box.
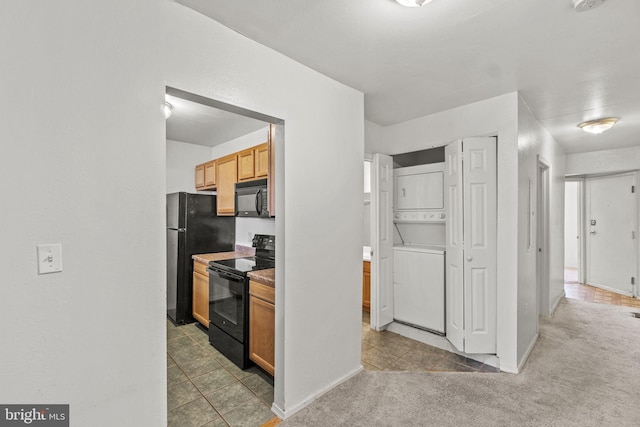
[37,244,63,274]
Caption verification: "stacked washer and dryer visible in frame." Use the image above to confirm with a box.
[393,163,446,335]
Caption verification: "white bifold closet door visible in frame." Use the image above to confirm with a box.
[445,137,497,354]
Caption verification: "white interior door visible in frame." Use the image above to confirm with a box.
[445,138,497,354]
[462,137,497,354]
[445,140,465,351]
[371,153,394,330]
[585,172,638,296]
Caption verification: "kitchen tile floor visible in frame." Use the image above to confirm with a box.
[167,320,276,427]
[167,311,498,426]
[360,312,499,373]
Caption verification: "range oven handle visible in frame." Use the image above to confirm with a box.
[207,267,244,282]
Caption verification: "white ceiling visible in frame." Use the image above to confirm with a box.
[165,94,268,147]
[174,0,640,154]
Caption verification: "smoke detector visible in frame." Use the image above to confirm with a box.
[573,0,607,12]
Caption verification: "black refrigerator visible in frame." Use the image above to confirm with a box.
[167,192,235,324]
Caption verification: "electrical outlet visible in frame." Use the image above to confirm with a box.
[37,244,63,274]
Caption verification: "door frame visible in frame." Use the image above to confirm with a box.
[537,156,550,319]
[564,178,585,284]
[584,171,639,296]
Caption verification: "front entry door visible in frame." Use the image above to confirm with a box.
[585,172,638,296]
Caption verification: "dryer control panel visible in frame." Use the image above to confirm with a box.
[393,210,446,223]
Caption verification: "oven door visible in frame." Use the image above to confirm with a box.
[207,267,247,342]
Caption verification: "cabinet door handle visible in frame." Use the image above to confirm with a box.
[466,256,473,262]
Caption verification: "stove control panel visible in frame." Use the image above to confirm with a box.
[393,210,446,223]
[252,234,276,251]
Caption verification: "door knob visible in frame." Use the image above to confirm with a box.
[466,256,473,262]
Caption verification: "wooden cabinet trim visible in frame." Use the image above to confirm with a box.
[194,260,208,276]
[249,280,275,304]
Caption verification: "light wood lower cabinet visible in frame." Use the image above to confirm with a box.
[249,280,275,376]
[193,260,209,327]
[363,261,371,312]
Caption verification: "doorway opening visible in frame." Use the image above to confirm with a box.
[363,140,500,373]
[564,171,639,302]
[164,86,284,425]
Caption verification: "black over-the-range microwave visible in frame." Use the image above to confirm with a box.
[235,178,269,217]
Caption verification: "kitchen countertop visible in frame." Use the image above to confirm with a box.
[193,245,274,287]
[192,245,255,264]
[248,269,275,288]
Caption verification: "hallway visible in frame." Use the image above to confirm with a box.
[564,268,640,309]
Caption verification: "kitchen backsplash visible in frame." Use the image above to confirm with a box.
[236,217,276,247]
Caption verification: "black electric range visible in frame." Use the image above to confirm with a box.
[207,234,275,370]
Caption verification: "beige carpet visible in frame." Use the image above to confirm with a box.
[282,298,640,426]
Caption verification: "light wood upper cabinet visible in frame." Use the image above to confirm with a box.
[195,164,205,189]
[237,148,256,182]
[204,160,216,187]
[193,260,209,327]
[255,143,269,179]
[195,160,216,190]
[216,154,238,216]
[238,143,269,182]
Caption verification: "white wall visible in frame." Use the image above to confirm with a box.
[365,120,385,154]
[381,92,521,372]
[516,95,566,368]
[1,2,167,425]
[210,126,270,159]
[564,182,579,269]
[566,146,640,176]
[166,139,213,193]
[1,1,364,424]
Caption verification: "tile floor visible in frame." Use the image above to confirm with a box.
[166,320,276,427]
[167,311,497,426]
[564,268,640,309]
[360,312,499,373]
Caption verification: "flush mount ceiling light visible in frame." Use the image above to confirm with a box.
[396,0,432,7]
[573,0,607,12]
[577,117,618,134]
[164,101,173,119]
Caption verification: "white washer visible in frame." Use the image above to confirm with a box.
[393,244,445,334]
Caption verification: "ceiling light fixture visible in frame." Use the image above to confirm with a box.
[577,117,618,134]
[164,101,173,119]
[573,0,607,12]
[396,0,432,7]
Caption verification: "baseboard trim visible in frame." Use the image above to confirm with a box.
[271,365,364,420]
[549,290,565,317]
[517,332,539,372]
